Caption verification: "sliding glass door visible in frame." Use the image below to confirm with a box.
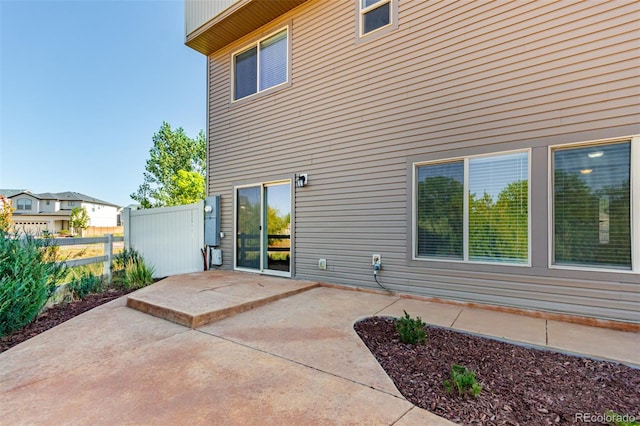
[235,181,291,276]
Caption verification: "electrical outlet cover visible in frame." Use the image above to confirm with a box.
[318,259,327,270]
[372,254,381,265]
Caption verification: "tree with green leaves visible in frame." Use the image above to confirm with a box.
[131,122,206,208]
[0,195,13,233]
[171,170,206,206]
[69,207,90,237]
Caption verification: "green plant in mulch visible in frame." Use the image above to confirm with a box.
[444,364,482,398]
[112,248,144,286]
[68,271,104,300]
[605,411,640,426]
[112,248,143,271]
[0,232,66,337]
[122,258,155,290]
[394,310,427,344]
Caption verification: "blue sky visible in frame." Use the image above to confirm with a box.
[0,0,206,207]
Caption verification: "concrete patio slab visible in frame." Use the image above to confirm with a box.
[126,270,319,328]
[547,320,640,365]
[0,295,188,394]
[199,287,403,397]
[2,270,639,425]
[2,328,413,425]
[376,298,463,328]
[452,307,547,346]
[395,406,459,426]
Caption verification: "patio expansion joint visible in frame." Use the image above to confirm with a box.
[372,297,403,317]
[194,328,407,401]
[389,406,417,426]
[449,308,464,328]
[545,319,548,346]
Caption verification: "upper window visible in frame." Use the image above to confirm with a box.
[360,0,392,36]
[552,141,632,270]
[415,151,529,264]
[16,199,32,211]
[233,28,288,101]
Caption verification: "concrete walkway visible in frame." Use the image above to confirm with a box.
[1,271,638,425]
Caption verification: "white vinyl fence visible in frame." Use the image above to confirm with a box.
[123,201,204,278]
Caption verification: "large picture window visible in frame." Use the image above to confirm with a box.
[416,151,529,264]
[553,141,631,269]
[233,28,288,101]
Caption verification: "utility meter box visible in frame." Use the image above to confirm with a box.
[204,195,221,246]
[210,248,223,266]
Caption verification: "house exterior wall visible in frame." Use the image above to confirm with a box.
[205,0,640,322]
[185,0,237,36]
[81,202,118,227]
[12,216,65,234]
[10,194,40,213]
[39,200,59,213]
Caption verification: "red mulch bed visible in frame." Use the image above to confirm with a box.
[0,288,134,353]
[354,316,640,426]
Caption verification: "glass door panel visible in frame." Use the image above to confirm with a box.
[236,186,261,270]
[264,183,291,273]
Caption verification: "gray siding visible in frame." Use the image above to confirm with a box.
[206,0,640,322]
[185,0,237,36]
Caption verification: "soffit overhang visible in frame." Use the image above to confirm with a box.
[186,0,309,56]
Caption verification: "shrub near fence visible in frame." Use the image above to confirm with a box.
[0,234,66,336]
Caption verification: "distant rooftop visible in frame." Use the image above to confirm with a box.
[0,189,28,198]
[0,189,119,207]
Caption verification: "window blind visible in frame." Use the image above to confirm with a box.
[468,152,528,263]
[416,161,464,259]
[259,30,287,91]
[234,47,257,100]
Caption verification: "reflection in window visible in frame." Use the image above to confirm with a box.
[17,199,32,211]
[553,141,631,269]
[360,0,392,35]
[233,29,288,100]
[416,151,529,264]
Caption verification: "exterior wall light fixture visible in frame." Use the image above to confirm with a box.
[297,173,308,188]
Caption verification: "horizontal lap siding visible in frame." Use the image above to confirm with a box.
[207,0,640,322]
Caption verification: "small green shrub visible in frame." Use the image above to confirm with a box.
[113,248,143,271]
[444,364,482,397]
[394,310,427,344]
[68,272,103,300]
[112,248,144,286]
[122,258,155,289]
[605,411,640,426]
[0,233,66,336]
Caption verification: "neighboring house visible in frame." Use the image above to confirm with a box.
[184,0,639,323]
[2,190,119,234]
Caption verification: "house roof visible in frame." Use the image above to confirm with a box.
[49,191,118,207]
[1,189,119,207]
[0,189,28,198]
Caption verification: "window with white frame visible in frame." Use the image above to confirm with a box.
[16,199,32,211]
[552,140,633,270]
[415,151,529,264]
[233,28,288,101]
[359,0,393,36]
